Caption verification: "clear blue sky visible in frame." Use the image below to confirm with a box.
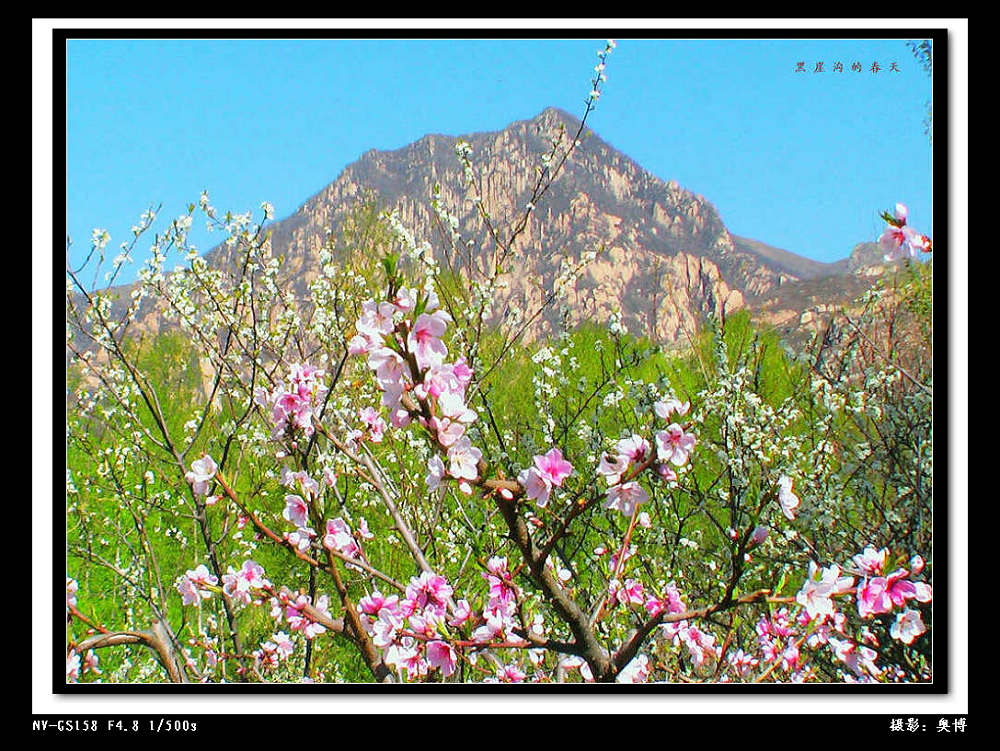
[66,37,934,282]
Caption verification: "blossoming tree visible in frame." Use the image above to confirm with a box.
[65,42,934,684]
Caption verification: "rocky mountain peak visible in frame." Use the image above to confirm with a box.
[86,106,881,353]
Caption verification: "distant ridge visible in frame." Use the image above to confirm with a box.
[731,235,850,285]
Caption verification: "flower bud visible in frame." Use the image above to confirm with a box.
[655,463,677,481]
[749,525,769,548]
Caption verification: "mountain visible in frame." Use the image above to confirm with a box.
[730,235,850,284]
[76,106,894,354]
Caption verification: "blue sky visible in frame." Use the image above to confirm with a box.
[66,36,934,282]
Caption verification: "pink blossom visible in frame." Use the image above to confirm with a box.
[222,560,268,605]
[603,481,649,516]
[597,452,630,485]
[356,300,397,338]
[405,571,454,613]
[271,631,294,659]
[796,561,854,620]
[367,347,408,391]
[518,466,553,508]
[323,518,361,559]
[186,564,217,587]
[485,557,517,609]
[495,664,526,683]
[677,625,718,667]
[283,494,309,528]
[359,406,386,442]
[81,649,101,675]
[856,576,893,618]
[829,637,881,678]
[424,363,467,399]
[654,397,689,421]
[429,415,465,447]
[408,311,450,371]
[185,455,217,496]
[654,462,677,481]
[913,581,933,603]
[777,475,800,520]
[890,608,927,645]
[348,332,377,355]
[448,599,473,627]
[728,649,759,676]
[852,546,888,576]
[393,287,417,313]
[176,574,203,606]
[359,589,400,617]
[426,640,457,676]
[425,455,446,490]
[616,578,645,606]
[408,608,444,639]
[749,525,769,547]
[357,517,374,540]
[780,639,801,672]
[654,424,696,466]
[67,577,78,609]
[451,358,473,388]
[662,584,686,615]
[534,447,574,486]
[447,436,481,482]
[615,434,651,463]
[176,564,217,606]
[472,605,511,643]
[616,654,651,683]
[389,407,413,428]
[285,526,315,552]
[283,593,331,640]
[67,650,81,682]
[878,203,932,261]
[436,390,477,424]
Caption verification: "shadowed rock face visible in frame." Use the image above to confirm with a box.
[78,106,889,351]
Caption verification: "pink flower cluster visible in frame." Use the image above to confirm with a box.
[595,398,696,517]
[796,561,854,620]
[598,435,651,515]
[66,648,100,682]
[652,396,695,469]
[612,577,646,607]
[358,406,386,443]
[518,447,574,507]
[255,364,328,438]
[254,630,295,670]
[359,570,463,680]
[755,608,808,676]
[852,546,932,624]
[828,637,881,682]
[473,556,522,644]
[616,653,651,683]
[351,290,486,494]
[269,587,333,640]
[323,517,365,561]
[642,582,718,669]
[278,468,323,550]
[878,203,932,261]
[175,563,219,606]
[221,559,270,607]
